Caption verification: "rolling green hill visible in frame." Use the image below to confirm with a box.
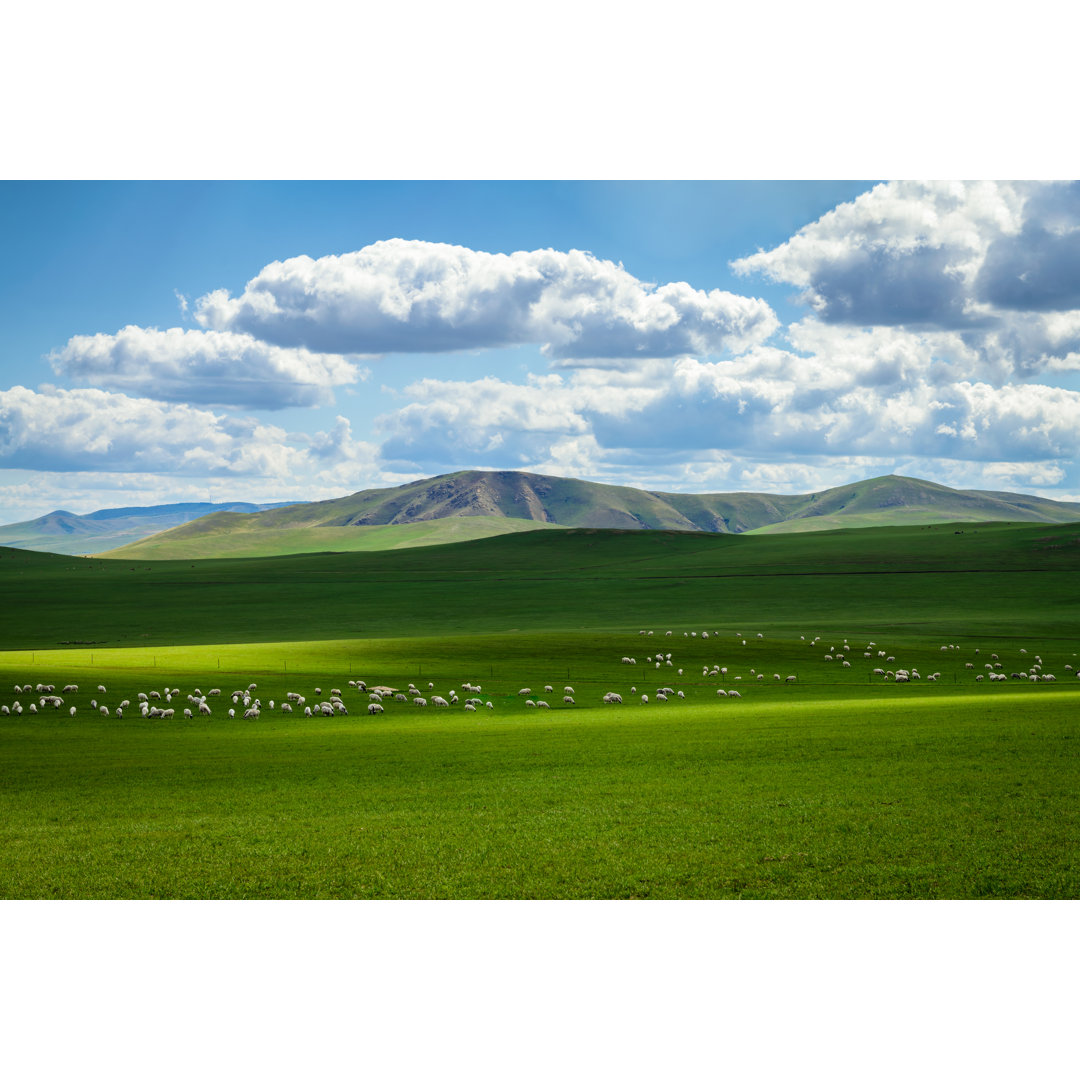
[96,515,564,560]
[98,470,1080,559]
[7,519,1080,650]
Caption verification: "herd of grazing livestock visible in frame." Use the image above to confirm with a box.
[2,631,1075,723]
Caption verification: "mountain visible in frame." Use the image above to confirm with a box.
[97,471,1080,560]
[0,501,302,555]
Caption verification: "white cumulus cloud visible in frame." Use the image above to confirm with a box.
[194,239,778,362]
[731,181,1080,379]
[50,325,366,409]
[0,386,307,475]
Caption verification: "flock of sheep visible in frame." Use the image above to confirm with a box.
[807,635,1075,685]
[2,630,1075,723]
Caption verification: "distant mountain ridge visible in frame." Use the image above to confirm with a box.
[0,500,301,555]
[97,470,1080,560]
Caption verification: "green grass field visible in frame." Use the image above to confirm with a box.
[2,521,1078,898]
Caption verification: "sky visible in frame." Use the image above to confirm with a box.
[3,178,1080,523]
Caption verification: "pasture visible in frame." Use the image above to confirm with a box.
[1,521,1078,898]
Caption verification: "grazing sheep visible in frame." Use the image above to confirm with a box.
[368,703,384,715]
[414,697,428,707]
[432,696,449,707]
[536,700,550,709]
[464,703,476,712]
[602,692,622,704]
[563,696,575,705]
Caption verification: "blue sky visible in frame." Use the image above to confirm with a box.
[3,179,1080,523]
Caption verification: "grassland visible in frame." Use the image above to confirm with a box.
[2,521,1078,898]
[102,514,563,560]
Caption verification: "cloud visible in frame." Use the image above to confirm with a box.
[370,334,1080,481]
[729,181,1080,380]
[731,181,1028,327]
[194,239,778,362]
[0,385,308,475]
[376,374,590,470]
[733,181,1080,381]
[975,182,1080,311]
[50,325,366,409]
[589,355,1080,463]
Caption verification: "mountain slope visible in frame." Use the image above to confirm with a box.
[98,470,1080,559]
[0,501,302,555]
